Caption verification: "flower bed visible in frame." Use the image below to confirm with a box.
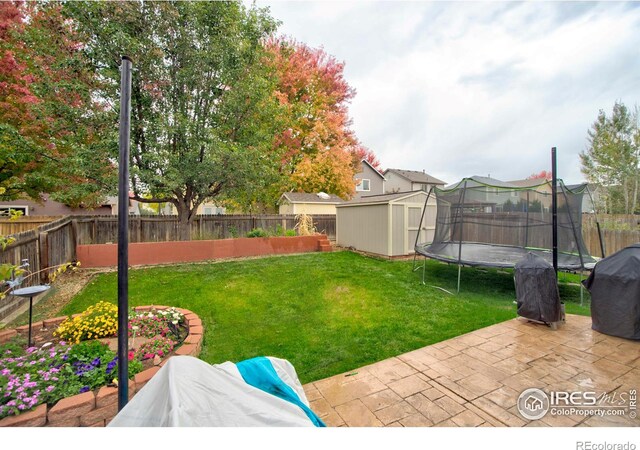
[0,305,203,427]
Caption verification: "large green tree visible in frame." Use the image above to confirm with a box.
[580,101,640,214]
[65,1,284,239]
[0,1,114,206]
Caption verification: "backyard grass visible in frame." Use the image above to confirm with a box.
[57,251,589,384]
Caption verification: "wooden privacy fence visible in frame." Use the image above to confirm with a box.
[1,214,336,279]
[0,216,61,235]
[0,216,76,288]
[446,213,640,259]
[72,214,336,244]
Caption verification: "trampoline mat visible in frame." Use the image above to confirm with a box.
[416,241,596,270]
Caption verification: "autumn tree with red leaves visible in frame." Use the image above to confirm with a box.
[527,170,552,180]
[0,1,113,206]
[266,38,376,201]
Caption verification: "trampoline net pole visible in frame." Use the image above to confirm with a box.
[456,180,468,293]
[559,180,586,270]
[585,184,606,258]
[413,188,433,274]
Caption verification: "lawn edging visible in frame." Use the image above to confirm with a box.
[0,306,202,428]
[77,234,332,268]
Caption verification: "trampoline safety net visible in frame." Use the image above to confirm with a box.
[415,176,598,270]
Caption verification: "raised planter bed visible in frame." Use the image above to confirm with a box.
[77,235,332,268]
[0,306,203,427]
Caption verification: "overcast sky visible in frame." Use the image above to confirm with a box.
[254,1,640,185]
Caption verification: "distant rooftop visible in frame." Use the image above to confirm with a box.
[383,168,446,185]
[507,178,551,188]
[445,176,517,189]
[279,192,344,204]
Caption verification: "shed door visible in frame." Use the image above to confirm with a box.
[407,206,423,253]
[391,204,405,256]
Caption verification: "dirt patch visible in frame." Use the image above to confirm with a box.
[2,269,105,329]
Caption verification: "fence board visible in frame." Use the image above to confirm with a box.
[0,216,61,235]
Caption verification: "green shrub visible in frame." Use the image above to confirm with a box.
[246,228,269,238]
[284,229,297,236]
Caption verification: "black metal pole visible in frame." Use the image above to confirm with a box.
[551,147,558,278]
[28,296,33,347]
[117,55,132,411]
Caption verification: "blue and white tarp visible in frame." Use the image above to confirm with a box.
[108,355,324,427]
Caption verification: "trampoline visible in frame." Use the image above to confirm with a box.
[413,175,603,292]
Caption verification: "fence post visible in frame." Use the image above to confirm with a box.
[135,217,141,243]
[38,231,49,284]
[92,218,98,244]
[70,219,78,261]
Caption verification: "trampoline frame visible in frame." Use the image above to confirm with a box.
[412,177,605,297]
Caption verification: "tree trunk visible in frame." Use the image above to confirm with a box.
[175,201,193,241]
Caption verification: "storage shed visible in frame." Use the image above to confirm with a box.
[336,191,436,257]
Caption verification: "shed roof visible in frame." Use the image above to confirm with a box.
[383,168,446,185]
[337,191,428,207]
[279,192,344,204]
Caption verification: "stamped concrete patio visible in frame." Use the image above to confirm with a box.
[303,314,640,427]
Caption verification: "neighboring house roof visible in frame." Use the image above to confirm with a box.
[359,159,386,180]
[337,191,428,207]
[279,192,344,205]
[445,176,516,190]
[383,168,446,185]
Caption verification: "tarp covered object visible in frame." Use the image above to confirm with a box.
[514,252,562,323]
[108,355,318,427]
[582,243,640,340]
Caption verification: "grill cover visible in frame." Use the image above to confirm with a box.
[514,252,562,323]
[582,243,640,340]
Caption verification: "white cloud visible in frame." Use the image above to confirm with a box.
[257,1,640,184]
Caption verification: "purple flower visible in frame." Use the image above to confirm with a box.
[79,386,90,393]
[46,386,55,393]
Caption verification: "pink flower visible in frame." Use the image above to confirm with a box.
[128,351,135,361]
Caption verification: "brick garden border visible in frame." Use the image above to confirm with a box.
[0,306,203,427]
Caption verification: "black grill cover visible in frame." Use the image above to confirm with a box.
[582,243,640,340]
[514,253,562,323]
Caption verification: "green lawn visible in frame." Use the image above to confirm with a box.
[61,251,590,384]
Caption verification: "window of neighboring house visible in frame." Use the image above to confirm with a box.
[0,206,28,217]
[203,207,214,215]
[356,179,370,192]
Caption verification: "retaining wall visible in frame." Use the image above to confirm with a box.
[77,235,331,268]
